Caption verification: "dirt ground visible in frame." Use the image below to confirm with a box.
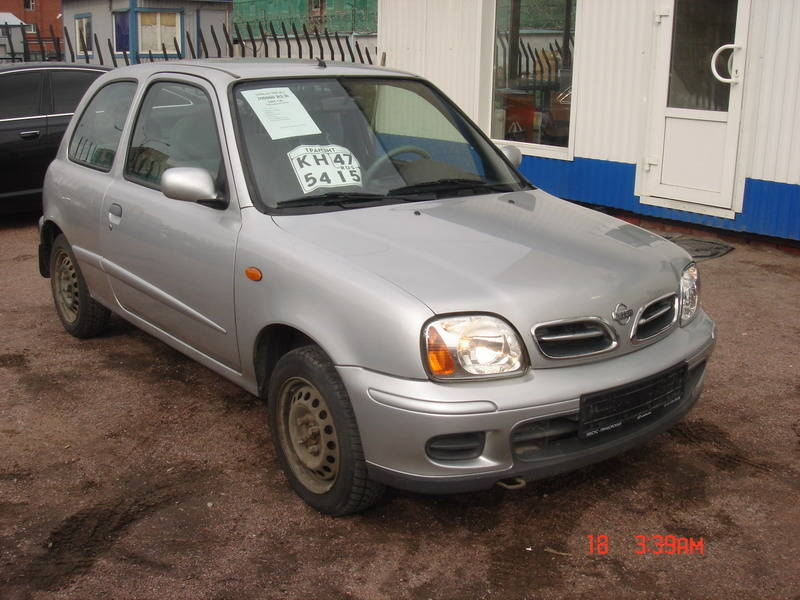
[1,213,798,600]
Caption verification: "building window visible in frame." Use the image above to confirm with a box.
[139,11,179,54]
[491,0,576,148]
[309,0,325,17]
[75,15,92,53]
[114,12,129,52]
[23,23,38,34]
[24,0,36,11]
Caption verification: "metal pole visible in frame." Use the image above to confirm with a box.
[108,38,118,67]
[562,0,572,68]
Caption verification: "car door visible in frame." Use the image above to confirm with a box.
[100,76,241,370]
[43,68,106,166]
[0,69,48,205]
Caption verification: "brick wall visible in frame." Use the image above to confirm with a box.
[0,0,63,57]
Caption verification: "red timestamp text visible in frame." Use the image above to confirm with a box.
[586,535,704,555]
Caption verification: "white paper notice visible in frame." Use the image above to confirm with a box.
[241,87,321,140]
[288,145,362,193]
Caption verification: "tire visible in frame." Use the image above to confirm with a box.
[49,234,111,339]
[268,345,384,515]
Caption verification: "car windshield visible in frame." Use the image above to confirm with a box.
[232,77,529,211]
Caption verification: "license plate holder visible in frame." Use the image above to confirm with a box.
[579,364,687,440]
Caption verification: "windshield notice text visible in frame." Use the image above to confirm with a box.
[288,145,362,194]
[241,87,321,140]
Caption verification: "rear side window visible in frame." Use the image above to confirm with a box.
[52,70,104,114]
[0,71,44,119]
[125,82,222,187]
[68,81,137,172]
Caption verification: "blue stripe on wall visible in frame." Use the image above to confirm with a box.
[519,156,800,241]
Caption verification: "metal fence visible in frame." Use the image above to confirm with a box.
[1,20,382,68]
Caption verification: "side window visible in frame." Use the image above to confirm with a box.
[125,82,222,187]
[68,81,137,171]
[52,70,104,114]
[0,71,43,119]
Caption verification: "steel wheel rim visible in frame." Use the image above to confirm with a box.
[278,377,340,494]
[53,249,80,324]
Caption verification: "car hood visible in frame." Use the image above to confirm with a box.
[272,189,690,330]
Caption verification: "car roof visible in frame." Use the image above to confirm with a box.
[105,58,415,82]
[0,62,112,73]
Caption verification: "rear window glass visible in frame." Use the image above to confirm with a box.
[68,81,137,172]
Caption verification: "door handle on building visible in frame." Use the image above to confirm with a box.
[711,44,740,84]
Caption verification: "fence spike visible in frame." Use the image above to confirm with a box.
[344,35,355,63]
[20,24,30,62]
[364,46,372,65]
[161,42,169,61]
[122,48,129,65]
[324,28,334,61]
[291,22,302,59]
[333,31,344,61]
[222,23,233,57]
[107,38,118,67]
[173,37,182,59]
[148,49,154,63]
[186,31,196,58]
[269,21,280,58]
[258,21,269,58]
[36,28,46,59]
[49,24,62,60]
[314,26,323,60]
[209,26,221,58]
[246,22,257,56]
[302,23,312,59]
[354,40,364,64]
[233,23,246,56]
[94,33,104,64]
[3,24,17,62]
[199,28,211,58]
[280,21,291,58]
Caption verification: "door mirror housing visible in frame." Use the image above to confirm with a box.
[499,144,523,169]
[161,167,222,205]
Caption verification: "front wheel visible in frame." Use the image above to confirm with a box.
[268,345,384,515]
[50,234,110,338]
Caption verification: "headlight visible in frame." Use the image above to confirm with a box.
[679,263,700,326]
[423,314,526,380]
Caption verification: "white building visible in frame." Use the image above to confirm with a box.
[379,0,799,242]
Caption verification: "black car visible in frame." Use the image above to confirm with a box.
[0,63,111,213]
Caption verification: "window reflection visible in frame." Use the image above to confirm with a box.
[492,0,576,148]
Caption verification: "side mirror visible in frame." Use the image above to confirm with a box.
[499,144,523,169]
[161,167,220,203]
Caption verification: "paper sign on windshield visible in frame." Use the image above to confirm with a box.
[288,145,362,193]
[241,87,321,140]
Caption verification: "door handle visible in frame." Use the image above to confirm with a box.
[108,203,122,230]
[19,130,40,140]
[711,43,740,84]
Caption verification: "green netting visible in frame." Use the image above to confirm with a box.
[495,0,576,32]
[233,0,377,34]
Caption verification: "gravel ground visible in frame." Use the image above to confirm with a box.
[1,213,798,599]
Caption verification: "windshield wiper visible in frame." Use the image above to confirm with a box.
[277,192,389,208]
[278,190,436,208]
[388,178,519,196]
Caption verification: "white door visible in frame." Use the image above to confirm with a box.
[642,0,750,211]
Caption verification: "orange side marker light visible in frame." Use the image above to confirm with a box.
[426,327,455,375]
[245,267,263,281]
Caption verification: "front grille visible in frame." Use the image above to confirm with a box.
[426,432,485,461]
[632,294,677,342]
[579,363,687,440]
[534,318,616,359]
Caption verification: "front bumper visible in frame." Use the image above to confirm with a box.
[337,311,715,494]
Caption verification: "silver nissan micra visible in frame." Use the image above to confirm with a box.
[39,59,715,515]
